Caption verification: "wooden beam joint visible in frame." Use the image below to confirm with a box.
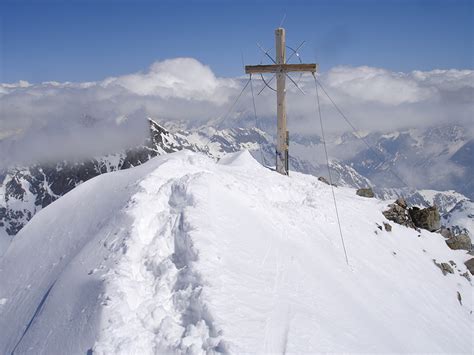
[245,63,318,75]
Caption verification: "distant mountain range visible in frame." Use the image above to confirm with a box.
[1,120,472,245]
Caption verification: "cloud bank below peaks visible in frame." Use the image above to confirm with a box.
[0,57,472,169]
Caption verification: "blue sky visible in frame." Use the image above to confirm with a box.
[1,0,473,83]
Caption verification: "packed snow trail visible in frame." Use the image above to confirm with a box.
[0,151,472,354]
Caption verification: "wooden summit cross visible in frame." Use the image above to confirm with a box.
[245,27,317,175]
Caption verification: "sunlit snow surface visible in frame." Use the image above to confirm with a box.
[0,151,472,354]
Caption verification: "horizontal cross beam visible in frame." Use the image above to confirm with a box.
[245,63,318,74]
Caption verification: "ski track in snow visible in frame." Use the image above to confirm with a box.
[0,150,473,354]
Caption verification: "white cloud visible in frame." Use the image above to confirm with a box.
[323,66,435,105]
[0,58,472,169]
[412,69,474,90]
[103,58,237,103]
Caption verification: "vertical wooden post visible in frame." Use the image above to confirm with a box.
[245,28,317,176]
[275,27,288,175]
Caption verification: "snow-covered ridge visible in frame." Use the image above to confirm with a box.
[0,151,471,353]
[1,121,472,249]
[0,119,364,244]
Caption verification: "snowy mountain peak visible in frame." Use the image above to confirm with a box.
[0,151,472,353]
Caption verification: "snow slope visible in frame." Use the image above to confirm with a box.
[0,151,472,354]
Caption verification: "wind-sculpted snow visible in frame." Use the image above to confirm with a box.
[0,151,472,353]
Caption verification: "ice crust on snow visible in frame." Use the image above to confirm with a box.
[0,150,472,354]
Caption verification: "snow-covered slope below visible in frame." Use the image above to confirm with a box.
[0,151,472,354]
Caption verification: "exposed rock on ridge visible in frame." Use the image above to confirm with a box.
[409,206,441,232]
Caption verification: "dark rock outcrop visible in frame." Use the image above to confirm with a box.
[461,271,471,281]
[408,206,441,232]
[433,259,454,275]
[439,227,454,239]
[395,197,407,209]
[445,234,472,251]
[356,188,374,198]
[464,258,474,275]
[384,197,445,234]
[383,203,416,229]
[318,176,330,185]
